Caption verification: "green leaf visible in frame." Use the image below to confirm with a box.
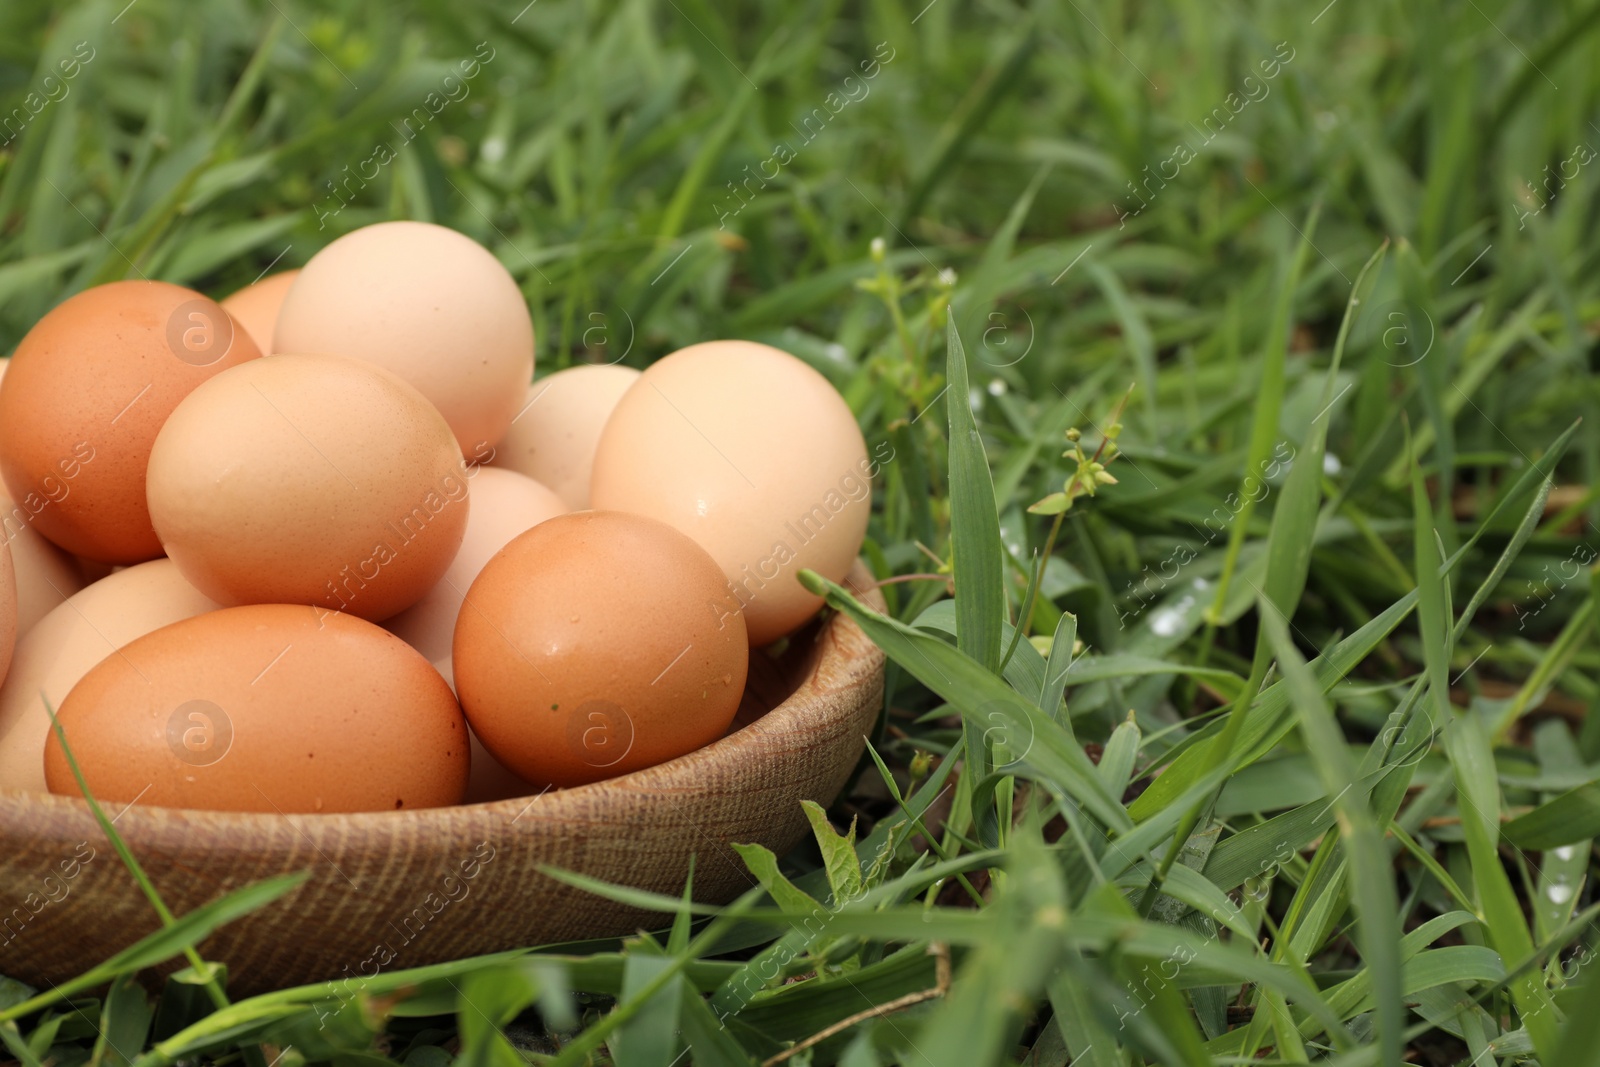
[454,966,539,1067]
[1039,611,1078,729]
[1114,862,1250,942]
[667,859,697,957]
[913,600,1048,713]
[611,953,683,1067]
[732,844,824,916]
[1260,599,1403,1067]
[1096,714,1140,800]
[1045,952,1130,1067]
[1204,203,1321,624]
[730,944,938,1051]
[1,873,308,1024]
[1026,491,1070,516]
[1504,783,1600,850]
[1552,949,1600,1067]
[675,981,752,1067]
[801,800,863,904]
[798,569,1130,831]
[1138,417,1578,826]
[1129,591,1416,821]
[1084,261,1156,421]
[1408,427,1455,736]
[92,975,153,1067]
[1064,655,1239,691]
[945,310,1006,676]
[1395,424,1558,1052]
[0,1020,45,1067]
[912,826,1068,1067]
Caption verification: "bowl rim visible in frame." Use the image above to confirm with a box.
[0,563,885,837]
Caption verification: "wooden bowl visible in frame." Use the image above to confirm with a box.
[0,563,884,994]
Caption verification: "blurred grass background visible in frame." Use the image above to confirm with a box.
[3,0,1600,1064]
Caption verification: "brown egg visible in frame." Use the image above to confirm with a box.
[491,365,640,509]
[146,354,469,622]
[0,538,15,686]
[591,340,871,646]
[220,269,299,354]
[44,604,468,812]
[0,281,262,563]
[0,559,220,792]
[0,362,84,636]
[275,222,533,453]
[454,511,748,788]
[0,491,85,635]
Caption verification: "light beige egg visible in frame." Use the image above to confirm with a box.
[146,354,469,622]
[385,467,566,681]
[0,491,85,635]
[274,222,533,453]
[220,269,299,354]
[384,466,566,804]
[0,559,221,792]
[590,341,873,646]
[491,365,639,510]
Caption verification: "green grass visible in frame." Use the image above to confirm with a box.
[4,0,1600,1063]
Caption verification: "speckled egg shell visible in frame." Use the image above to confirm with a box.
[44,603,468,813]
[0,559,220,792]
[453,510,748,788]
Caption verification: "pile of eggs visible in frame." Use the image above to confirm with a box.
[0,221,871,813]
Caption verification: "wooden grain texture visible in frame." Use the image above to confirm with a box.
[0,563,885,993]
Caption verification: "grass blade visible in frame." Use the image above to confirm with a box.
[945,309,1005,674]
[799,569,1129,831]
[1410,448,1560,1056]
[1203,202,1321,626]
[1260,601,1403,1067]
